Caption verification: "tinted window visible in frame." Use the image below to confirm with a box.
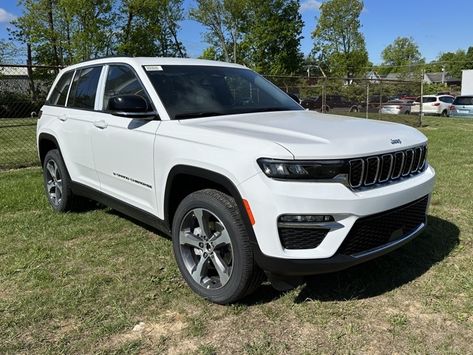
[422,97,437,103]
[453,96,473,105]
[103,65,149,110]
[145,65,302,119]
[68,66,102,109]
[47,71,74,106]
[439,96,454,103]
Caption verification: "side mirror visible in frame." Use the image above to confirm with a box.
[108,95,157,119]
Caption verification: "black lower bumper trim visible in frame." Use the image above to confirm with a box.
[253,223,426,276]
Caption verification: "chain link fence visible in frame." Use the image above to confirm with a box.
[265,74,459,128]
[0,64,460,170]
[0,64,59,169]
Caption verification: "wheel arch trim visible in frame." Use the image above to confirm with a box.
[163,165,257,244]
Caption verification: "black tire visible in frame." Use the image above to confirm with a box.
[172,189,264,304]
[43,149,82,212]
[441,110,448,117]
[350,107,359,113]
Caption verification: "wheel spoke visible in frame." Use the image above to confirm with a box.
[210,253,230,285]
[193,209,212,238]
[46,180,55,193]
[179,230,202,249]
[46,161,57,180]
[210,228,231,249]
[191,255,208,284]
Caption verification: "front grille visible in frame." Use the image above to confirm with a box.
[337,195,429,256]
[348,145,427,189]
[279,228,329,249]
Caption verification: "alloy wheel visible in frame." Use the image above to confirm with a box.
[179,208,233,289]
[45,159,63,206]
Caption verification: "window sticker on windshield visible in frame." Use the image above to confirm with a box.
[145,65,163,71]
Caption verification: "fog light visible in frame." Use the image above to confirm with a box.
[279,215,334,223]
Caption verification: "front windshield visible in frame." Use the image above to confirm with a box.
[145,65,303,119]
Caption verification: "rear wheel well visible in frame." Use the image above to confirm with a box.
[38,135,59,166]
[166,173,232,226]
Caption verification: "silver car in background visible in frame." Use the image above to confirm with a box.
[450,96,473,118]
[379,99,413,115]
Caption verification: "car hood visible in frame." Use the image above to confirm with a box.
[179,110,427,159]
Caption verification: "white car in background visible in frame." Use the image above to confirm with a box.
[411,95,455,117]
[379,99,413,115]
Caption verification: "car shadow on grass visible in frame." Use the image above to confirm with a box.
[243,215,459,305]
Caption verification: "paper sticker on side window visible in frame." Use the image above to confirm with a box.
[144,65,163,71]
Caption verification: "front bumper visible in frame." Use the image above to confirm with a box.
[254,222,426,275]
[239,165,435,266]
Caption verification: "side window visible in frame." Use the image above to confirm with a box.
[103,65,149,110]
[68,66,102,109]
[47,71,74,106]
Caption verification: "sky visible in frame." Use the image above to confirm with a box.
[1,0,472,64]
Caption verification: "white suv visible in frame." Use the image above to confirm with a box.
[37,57,436,303]
[411,95,455,116]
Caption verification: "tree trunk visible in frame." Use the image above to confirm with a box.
[47,0,60,70]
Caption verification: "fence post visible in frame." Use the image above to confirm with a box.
[365,82,369,119]
[419,69,424,127]
[26,43,36,101]
[322,77,326,113]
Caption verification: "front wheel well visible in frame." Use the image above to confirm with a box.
[166,172,231,226]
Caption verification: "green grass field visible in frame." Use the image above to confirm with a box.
[0,118,38,169]
[1,117,472,353]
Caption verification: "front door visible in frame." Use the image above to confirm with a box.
[91,64,160,214]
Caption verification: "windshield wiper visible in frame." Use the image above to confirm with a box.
[174,111,225,119]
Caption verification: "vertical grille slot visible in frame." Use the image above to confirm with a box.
[391,152,404,179]
[402,149,414,176]
[379,154,393,182]
[418,146,427,170]
[364,157,380,185]
[411,147,422,173]
[349,159,364,188]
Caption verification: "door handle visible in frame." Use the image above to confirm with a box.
[58,114,67,122]
[93,120,108,129]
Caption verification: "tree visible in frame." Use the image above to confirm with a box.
[311,0,368,78]
[243,0,303,75]
[190,0,247,63]
[427,48,473,78]
[380,37,424,75]
[118,0,186,57]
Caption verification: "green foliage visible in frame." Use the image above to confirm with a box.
[0,39,22,63]
[380,37,424,75]
[191,0,303,74]
[190,0,249,63]
[9,0,186,65]
[117,0,186,57]
[242,0,303,75]
[310,0,369,78]
[426,47,473,79]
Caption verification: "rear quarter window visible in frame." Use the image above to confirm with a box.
[47,71,74,106]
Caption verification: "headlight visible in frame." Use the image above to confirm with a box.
[257,158,348,181]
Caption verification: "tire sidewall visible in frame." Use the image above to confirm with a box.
[172,191,251,303]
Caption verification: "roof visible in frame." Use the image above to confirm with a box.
[0,66,29,76]
[424,72,460,83]
[62,57,248,72]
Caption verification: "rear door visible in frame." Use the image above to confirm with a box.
[91,64,160,214]
[59,66,104,189]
